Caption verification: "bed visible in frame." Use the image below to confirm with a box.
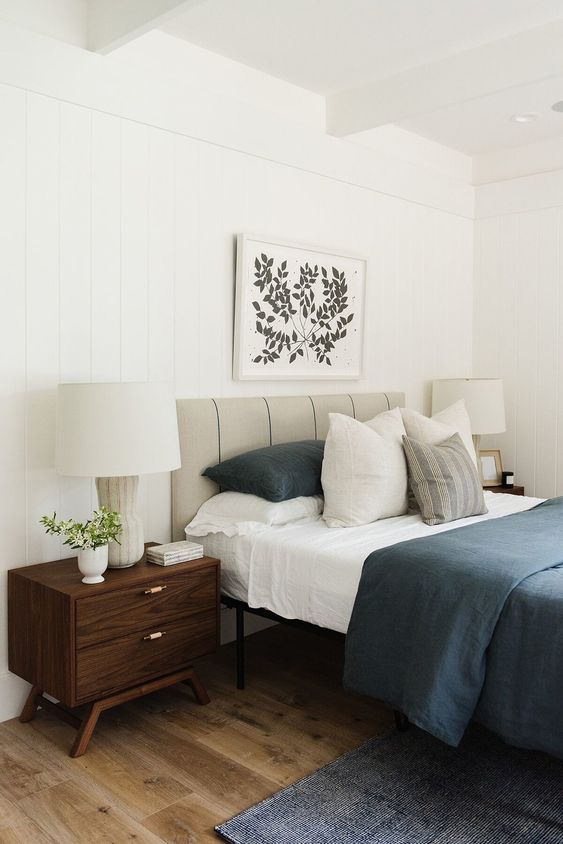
[197,490,542,634]
[172,392,563,758]
[172,392,406,684]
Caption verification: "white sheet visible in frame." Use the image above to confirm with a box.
[196,491,543,634]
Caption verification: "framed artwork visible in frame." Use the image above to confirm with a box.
[480,449,503,485]
[233,234,367,380]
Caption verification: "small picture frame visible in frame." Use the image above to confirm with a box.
[480,449,503,486]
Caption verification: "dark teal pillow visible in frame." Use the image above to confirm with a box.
[203,440,325,502]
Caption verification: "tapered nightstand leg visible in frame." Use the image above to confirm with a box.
[70,701,103,758]
[184,669,210,705]
[19,685,42,723]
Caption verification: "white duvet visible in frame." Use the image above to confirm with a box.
[196,491,542,634]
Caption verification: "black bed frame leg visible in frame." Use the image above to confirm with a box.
[236,605,245,690]
[394,710,409,732]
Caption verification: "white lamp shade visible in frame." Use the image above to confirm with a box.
[432,378,506,435]
[56,382,181,477]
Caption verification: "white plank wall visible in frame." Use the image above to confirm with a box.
[25,94,62,565]
[91,111,121,381]
[0,85,26,677]
[0,79,473,719]
[474,208,563,498]
[59,103,94,532]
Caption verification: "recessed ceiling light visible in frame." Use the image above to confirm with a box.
[510,112,540,124]
[552,100,563,113]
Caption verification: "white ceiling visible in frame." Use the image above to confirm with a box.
[7,0,563,157]
[159,0,563,154]
[161,0,563,94]
[402,76,563,155]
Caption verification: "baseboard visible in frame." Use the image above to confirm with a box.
[0,671,29,722]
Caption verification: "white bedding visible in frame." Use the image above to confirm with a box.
[194,491,543,634]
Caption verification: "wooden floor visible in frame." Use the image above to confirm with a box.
[0,625,392,843]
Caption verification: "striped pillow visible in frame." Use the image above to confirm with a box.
[402,433,487,526]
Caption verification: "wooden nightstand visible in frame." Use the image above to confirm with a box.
[483,485,525,496]
[8,545,220,757]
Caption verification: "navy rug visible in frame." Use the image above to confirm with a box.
[215,727,563,844]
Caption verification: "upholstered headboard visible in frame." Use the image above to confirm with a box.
[172,391,406,540]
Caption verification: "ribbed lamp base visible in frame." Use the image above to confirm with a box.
[95,475,144,568]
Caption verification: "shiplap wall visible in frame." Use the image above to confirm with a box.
[0,60,473,716]
[474,206,562,498]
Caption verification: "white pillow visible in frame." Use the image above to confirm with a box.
[321,407,409,528]
[400,400,477,467]
[185,491,323,537]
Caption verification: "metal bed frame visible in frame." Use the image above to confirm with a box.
[221,593,409,732]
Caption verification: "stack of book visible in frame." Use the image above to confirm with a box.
[146,541,204,566]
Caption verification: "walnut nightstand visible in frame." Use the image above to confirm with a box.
[8,545,220,757]
[483,485,525,496]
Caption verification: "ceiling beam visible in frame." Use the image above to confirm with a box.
[327,19,563,136]
[87,0,207,54]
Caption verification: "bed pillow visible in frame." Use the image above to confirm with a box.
[321,407,409,528]
[402,432,487,526]
[185,491,324,537]
[203,440,325,502]
[401,400,477,467]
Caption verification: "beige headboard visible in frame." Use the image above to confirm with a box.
[172,391,405,540]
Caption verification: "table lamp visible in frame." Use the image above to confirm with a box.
[56,382,181,568]
[431,378,506,458]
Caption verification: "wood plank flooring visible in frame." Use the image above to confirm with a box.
[0,625,392,843]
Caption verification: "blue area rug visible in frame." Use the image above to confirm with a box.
[215,726,563,844]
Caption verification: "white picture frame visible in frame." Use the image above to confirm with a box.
[233,233,367,380]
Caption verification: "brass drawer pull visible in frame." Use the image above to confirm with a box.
[144,585,167,595]
[143,631,167,641]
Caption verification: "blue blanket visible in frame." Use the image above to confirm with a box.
[344,497,563,758]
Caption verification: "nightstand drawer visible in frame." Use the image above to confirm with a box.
[75,609,217,702]
[76,565,217,648]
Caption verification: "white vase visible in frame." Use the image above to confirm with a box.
[77,545,109,584]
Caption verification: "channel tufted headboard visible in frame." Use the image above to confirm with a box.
[172,391,406,540]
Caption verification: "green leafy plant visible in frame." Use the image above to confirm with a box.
[40,506,122,550]
[251,253,355,367]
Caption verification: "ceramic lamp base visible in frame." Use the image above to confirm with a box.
[96,475,144,568]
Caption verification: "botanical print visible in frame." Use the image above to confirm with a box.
[251,254,354,367]
[234,235,366,380]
